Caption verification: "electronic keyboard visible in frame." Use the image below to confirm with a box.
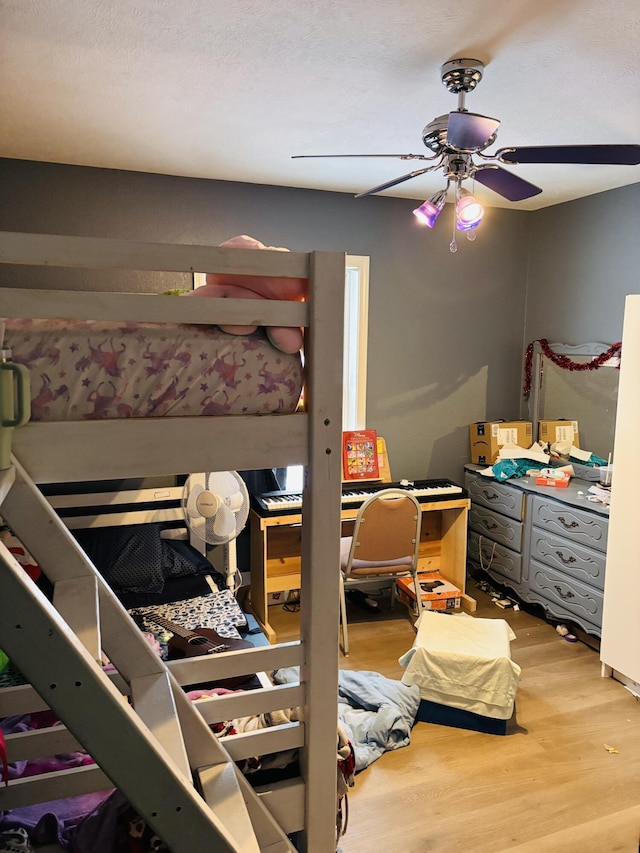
[251,479,465,516]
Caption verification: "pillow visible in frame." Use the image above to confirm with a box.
[206,234,308,300]
[163,537,213,579]
[74,523,215,593]
[118,573,226,609]
[185,234,306,354]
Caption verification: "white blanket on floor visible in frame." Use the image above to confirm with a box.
[399,612,521,720]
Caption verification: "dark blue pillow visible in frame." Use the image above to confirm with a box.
[74,523,220,593]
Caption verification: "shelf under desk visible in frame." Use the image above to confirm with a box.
[249,495,473,643]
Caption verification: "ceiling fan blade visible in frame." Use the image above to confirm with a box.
[474,166,543,201]
[497,144,640,166]
[292,153,432,160]
[446,112,500,151]
[355,166,440,198]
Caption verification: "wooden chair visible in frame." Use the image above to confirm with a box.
[339,488,423,655]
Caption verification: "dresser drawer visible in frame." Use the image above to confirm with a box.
[465,473,525,521]
[469,504,523,552]
[468,529,522,584]
[528,529,606,591]
[528,559,603,632]
[530,495,608,553]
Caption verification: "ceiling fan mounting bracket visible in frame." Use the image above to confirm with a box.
[440,58,485,95]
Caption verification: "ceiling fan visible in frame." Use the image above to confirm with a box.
[292,58,640,251]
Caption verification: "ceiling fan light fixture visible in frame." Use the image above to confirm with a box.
[455,188,484,231]
[412,189,448,228]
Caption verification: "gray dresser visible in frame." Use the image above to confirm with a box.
[465,464,609,637]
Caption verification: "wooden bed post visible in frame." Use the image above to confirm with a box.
[299,250,345,852]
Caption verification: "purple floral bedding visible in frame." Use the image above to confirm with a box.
[3,318,303,421]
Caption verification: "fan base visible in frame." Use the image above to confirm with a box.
[441,58,484,94]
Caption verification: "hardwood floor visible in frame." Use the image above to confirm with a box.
[267,582,640,853]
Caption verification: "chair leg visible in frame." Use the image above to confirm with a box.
[411,570,425,617]
[339,574,349,656]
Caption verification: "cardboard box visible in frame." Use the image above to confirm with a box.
[538,419,580,448]
[395,573,462,615]
[469,420,532,464]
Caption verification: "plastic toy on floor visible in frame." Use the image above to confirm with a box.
[555,623,578,643]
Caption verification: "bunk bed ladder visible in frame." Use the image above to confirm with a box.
[0,459,296,853]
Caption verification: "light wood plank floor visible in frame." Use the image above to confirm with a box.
[267,581,640,853]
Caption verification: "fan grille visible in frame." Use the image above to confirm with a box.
[183,472,249,546]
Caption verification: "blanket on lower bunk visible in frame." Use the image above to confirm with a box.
[0,587,252,694]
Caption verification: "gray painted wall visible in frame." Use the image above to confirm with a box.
[521,182,639,456]
[526,183,640,345]
[5,161,635,484]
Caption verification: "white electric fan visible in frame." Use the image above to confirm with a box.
[182,471,250,592]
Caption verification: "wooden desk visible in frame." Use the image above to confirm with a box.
[249,494,473,643]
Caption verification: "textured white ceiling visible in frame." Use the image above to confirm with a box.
[2,0,639,210]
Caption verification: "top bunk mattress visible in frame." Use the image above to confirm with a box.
[3,318,303,421]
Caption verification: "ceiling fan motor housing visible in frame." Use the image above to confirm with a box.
[444,154,475,181]
[422,115,450,154]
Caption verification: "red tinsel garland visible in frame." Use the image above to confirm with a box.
[523,339,622,398]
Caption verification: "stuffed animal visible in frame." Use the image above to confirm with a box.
[185,235,306,353]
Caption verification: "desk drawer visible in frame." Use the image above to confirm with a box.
[468,529,522,584]
[528,529,606,591]
[528,559,603,632]
[469,504,523,551]
[465,473,524,521]
[530,495,608,553]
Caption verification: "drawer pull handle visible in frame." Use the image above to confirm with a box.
[554,584,575,600]
[557,516,579,530]
[482,491,500,501]
[484,522,499,531]
[556,551,576,565]
[478,535,497,572]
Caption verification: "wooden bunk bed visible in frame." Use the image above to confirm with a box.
[0,231,346,852]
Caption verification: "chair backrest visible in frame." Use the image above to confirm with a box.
[343,488,422,578]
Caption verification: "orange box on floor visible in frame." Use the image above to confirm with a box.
[395,572,462,615]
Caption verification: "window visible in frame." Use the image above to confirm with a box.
[285,255,369,492]
[343,255,370,431]
[194,256,370,493]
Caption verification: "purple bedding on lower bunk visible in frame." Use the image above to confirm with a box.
[3,319,303,420]
[0,660,294,852]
